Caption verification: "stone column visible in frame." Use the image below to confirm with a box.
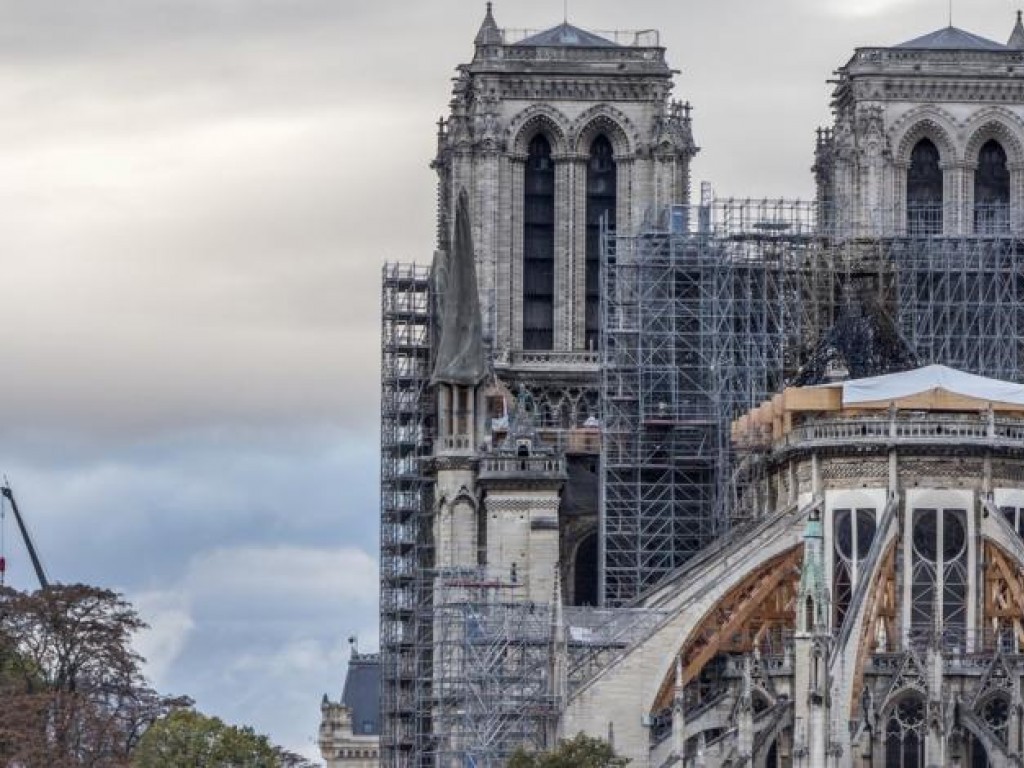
[941,161,961,236]
[496,154,513,353]
[1009,161,1024,235]
[509,154,526,350]
[894,162,909,236]
[567,154,588,350]
[552,153,573,351]
[963,163,977,235]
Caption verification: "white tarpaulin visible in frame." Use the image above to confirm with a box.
[839,364,1024,406]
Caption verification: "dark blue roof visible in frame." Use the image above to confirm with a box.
[341,652,381,736]
[894,26,1006,51]
[515,23,618,47]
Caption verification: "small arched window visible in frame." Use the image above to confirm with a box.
[884,693,925,768]
[585,135,616,351]
[523,134,555,350]
[907,138,943,235]
[974,139,1010,234]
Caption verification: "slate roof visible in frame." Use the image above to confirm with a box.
[514,22,618,47]
[894,25,1007,51]
[341,652,381,736]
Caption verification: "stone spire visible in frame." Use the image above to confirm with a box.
[431,189,487,386]
[798,507,829,633]
[1009,11,1024,49]
[474,2,502,46]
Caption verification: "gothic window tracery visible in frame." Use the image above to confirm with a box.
[907,138,943,235]
[884,693,925,768]
[910,508,968,648]
[979,693,1010,745]
[524,134,555,350]
[585,135,616,351]
[974,139,1010,234]
[832,507,876,628]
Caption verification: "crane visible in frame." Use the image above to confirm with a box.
[0,483,50,590]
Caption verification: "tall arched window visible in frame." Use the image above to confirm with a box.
[585,135,616,351]
[885,694,925,768]
[832,508,876,628]
[523,134,555,350]
[907,138,943,235]
[910,508,968,648]
[974,139,1010,234]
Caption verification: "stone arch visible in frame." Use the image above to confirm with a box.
[570,530,599,606]
[891,108,959,166]
[649,545,803,714]
[506,104,571,156]
[963,108,1024,167]
[570,104,638,157]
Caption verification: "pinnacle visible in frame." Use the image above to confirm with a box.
[1008,10,1024,49]
[475,2,502,46]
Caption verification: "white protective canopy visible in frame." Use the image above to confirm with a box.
[839,364,1024,407]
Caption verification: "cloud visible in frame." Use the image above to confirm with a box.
[127,543,379,756]
[133,590,195,689]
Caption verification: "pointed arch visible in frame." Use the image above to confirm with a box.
[963,109,1024,166]
[506,104,571,156]
[650,545,803,714]
[570,104,638,157]
[890,108,959,166]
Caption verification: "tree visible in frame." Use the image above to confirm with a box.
[0,584,184,766]
[507,733,630,768]
[133,709,316,768]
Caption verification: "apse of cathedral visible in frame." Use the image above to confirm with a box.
[376,6,1024,768]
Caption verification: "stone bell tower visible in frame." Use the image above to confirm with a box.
[431,2,698,610]
[433,2,697,358]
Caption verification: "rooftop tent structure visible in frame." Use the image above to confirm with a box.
[832,364,1024,410]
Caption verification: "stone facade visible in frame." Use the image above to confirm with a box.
[380,8,1024,768]
[817,18,1024,236]
[433,4,696,361]
[563,370,1024,767]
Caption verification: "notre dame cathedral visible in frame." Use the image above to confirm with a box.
[374,5,1024,767]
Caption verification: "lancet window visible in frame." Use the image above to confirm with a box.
[832,507,876,628]
[585,135,615,351]
[909,508,968,648]
[974,139,1010,234]
[523,134,555,350]
[907,138,943,235]
[884,693,925,768]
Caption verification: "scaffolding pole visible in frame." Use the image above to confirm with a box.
[380,263,435,768]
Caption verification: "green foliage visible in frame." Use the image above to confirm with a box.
[507,733,630,768]
[133,709,315,768]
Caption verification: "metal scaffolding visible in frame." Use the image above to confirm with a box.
[380,263,435,767]
[379,205,1024,765]
[430,572,558,768]
[599,201,1024,606]
[600,201,824,606]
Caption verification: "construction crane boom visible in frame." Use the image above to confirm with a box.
[1,485,50,590]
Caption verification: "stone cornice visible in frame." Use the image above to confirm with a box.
[493,78,668,103]
[848,76,1024,104]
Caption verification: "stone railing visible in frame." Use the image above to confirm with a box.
[478,455,566,478]
[783,415,1024,452]
[502,349,600,368]
[850,46,1024,70]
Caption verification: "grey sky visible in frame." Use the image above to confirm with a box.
[0,0,1019,759]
